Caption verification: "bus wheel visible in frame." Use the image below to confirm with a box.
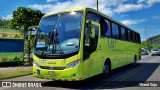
[102,62,110,77]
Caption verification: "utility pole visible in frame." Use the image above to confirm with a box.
[145,26,147,49]
[97,0,98,11]
[28,30,31,63]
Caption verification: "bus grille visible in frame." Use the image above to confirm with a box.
[40,66,65,70]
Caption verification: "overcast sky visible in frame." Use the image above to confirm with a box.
[0,0,160,41]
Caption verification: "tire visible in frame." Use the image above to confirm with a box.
[102,62,110,78]
[134,56,137,65]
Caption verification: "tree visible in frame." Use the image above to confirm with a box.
[0,18,10,28]
[141,41,153,51]
[10,7,44,30]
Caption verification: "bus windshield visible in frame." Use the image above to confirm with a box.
[35,11,83,57]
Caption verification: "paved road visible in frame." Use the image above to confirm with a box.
[0,55,160,90]
[0,63,32,73]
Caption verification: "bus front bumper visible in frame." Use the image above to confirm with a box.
[33,65,82,81]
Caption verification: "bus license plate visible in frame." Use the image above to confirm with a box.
[37,69,40,75]
[49,71,54,75]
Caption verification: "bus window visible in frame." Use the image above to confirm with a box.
[134,32,138,43]
[111,23,119,39]
[100,18,111,37]
[118,25,121,39]
[128,29,131,41]
[86,12,100,23]
[121,27,126,40]
[132,32,135,42]
[138,34,141,43]
[125,29,128,41]
[130,31,133,42]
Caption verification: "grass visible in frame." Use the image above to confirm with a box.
[0,69,32,80]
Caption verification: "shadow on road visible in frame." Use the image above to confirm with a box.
[42,62,160,89]
[0,62,20,67]
[0,62,32,68]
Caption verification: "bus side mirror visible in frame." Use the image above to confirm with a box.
[28,25,38,31]
[90,27,95,38]
[28,25,38,36]
[84,26,90,47]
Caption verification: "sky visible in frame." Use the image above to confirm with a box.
[0,0,160,41]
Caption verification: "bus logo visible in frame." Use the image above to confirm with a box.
[108,39,116,48]
[39,59,46,64]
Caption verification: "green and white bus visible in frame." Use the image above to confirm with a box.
[32,8,141,81]
[0,29,24,63]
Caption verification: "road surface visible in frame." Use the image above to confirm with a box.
[0,55,160,90]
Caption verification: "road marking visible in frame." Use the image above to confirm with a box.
[96,56,159,89]
[108,64,149,88]
[96,64,147,89]
[111,64,146,81]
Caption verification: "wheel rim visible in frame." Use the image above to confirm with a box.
[104,64,109,74]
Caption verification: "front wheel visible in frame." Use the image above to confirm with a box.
[102,62,110,78]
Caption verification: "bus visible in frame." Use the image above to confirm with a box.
[32,8,141,81]
[0,29,24,63]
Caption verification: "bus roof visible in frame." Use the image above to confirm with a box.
[43,7,139,34]
[43,7,86,17]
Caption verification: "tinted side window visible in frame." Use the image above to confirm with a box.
[101,19,111,37]
[125,29,128,41]
[128,29,131,41]
[134,32,138,43]
[111,23,119,39]
[121,27,126,40]
[132,32,135,42]
[100,18,110,37]
[135,33,140,43]
[130,31,133,42]
[86,12,100,23]
[138,34,141,43]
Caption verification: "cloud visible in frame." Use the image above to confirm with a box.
[152,16,160,19]
[2,15,12,20]
[121,19,146,25]
[138,0,146,4]
[115,4,145,13]
[46,0,58,3]
[29,0,128,16]
[147,0,160,7]
[121,14,129,17]
[28,0,160,16]
[28,4,53,11]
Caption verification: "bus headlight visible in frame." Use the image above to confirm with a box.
[33,60,40,68]
[66,60,80,69]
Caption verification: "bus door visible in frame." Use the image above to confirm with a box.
[83,20,102,78]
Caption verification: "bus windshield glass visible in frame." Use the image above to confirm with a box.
[35,11,83,56]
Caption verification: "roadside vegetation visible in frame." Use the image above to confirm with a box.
[0,69,32,80]
[141,34,160,51]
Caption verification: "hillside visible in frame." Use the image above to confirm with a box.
[146,34,160,49]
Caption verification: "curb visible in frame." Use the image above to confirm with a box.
[0,73,33,80]
[0,73,33,81]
